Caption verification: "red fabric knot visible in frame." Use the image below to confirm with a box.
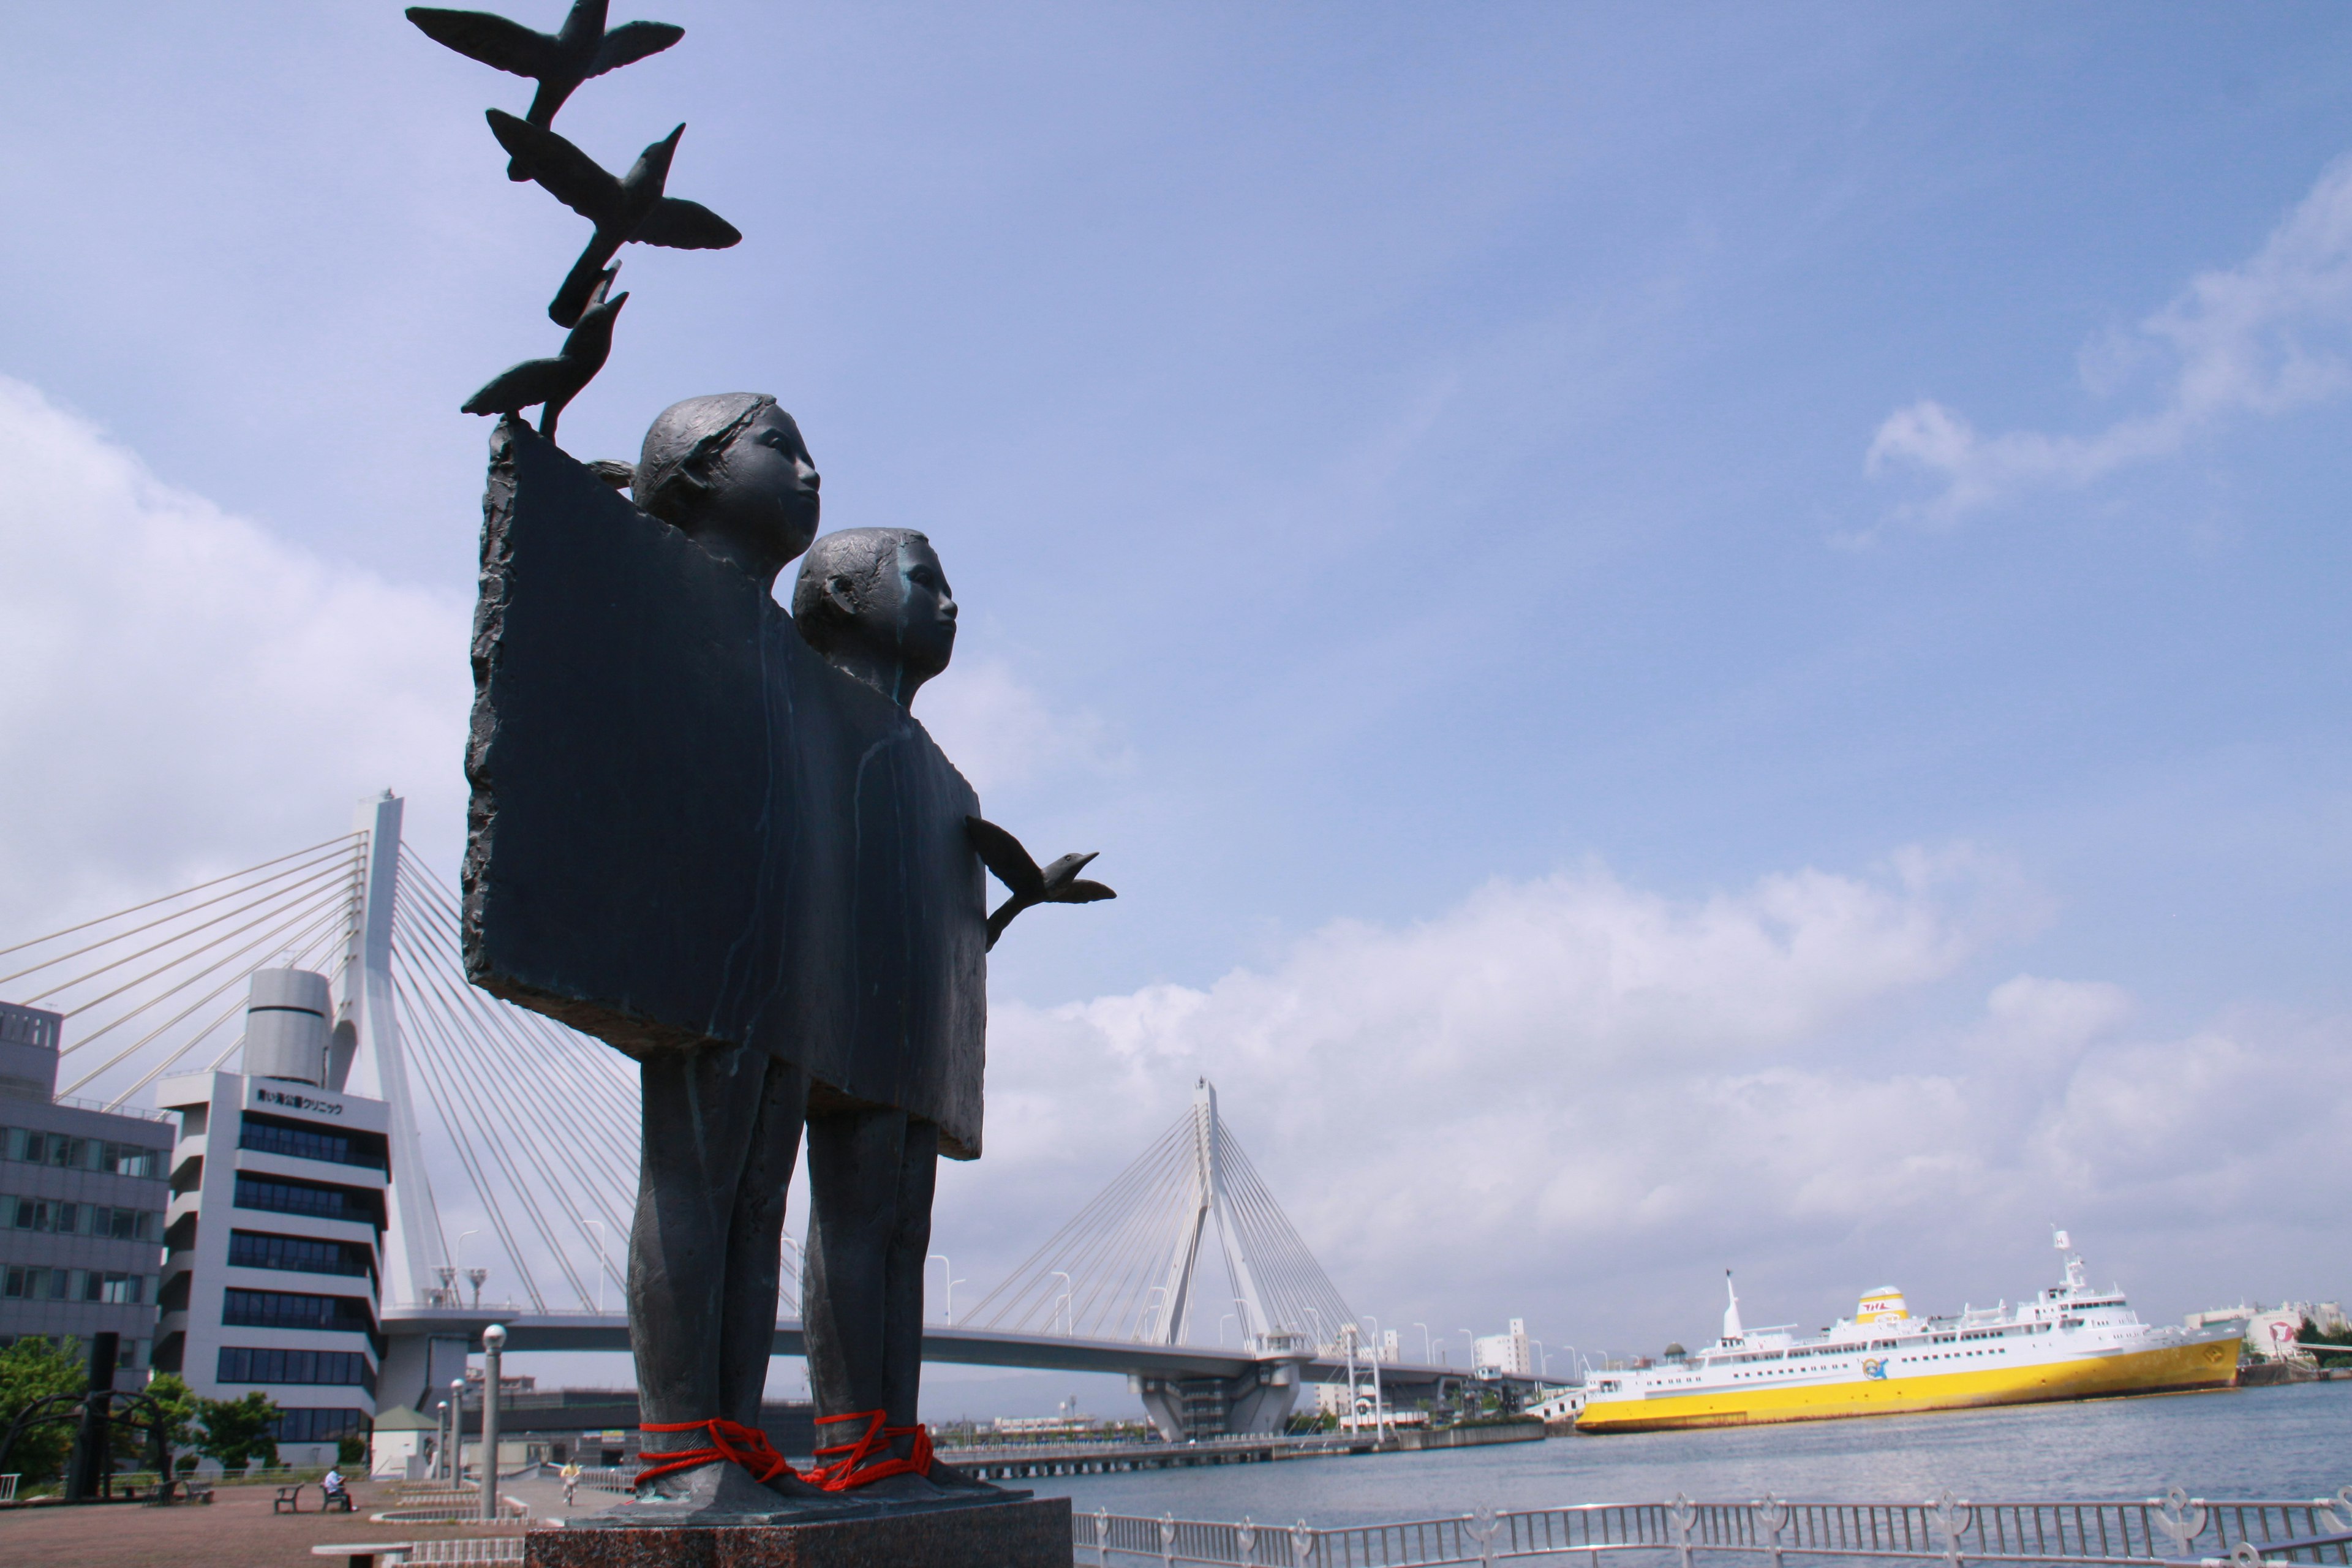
[636,1418,798,1487]
[804,1409,935,1491]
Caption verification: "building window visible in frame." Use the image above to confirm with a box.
[217,1346,377,1395]
[227,1230,376,1280]
[270,1406,368,1444]
[0,1266,144,1303]
[2,1196,156,1240]
[237,1114,387,1172]
[0,1129,162,1177]
[233,1174,382,1229]
[222,1287,377,1336]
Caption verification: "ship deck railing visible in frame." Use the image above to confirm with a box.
[1071,1485,2352,1568]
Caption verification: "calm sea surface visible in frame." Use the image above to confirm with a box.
[1019,1385,2352,1528]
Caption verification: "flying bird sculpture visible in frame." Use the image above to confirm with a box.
[461,266,627,440]
[407,1,683,178]
[489,110,741,326]
[965,817,1117,951]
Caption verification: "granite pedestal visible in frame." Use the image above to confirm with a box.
[524,1495,1071,1567]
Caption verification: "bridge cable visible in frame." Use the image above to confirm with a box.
[59,898,351,1099]
[14,856,355,1009]
[390,904,626,1312]
[0,832,360,964]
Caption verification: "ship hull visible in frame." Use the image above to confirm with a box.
[1575,1335,2238,1434]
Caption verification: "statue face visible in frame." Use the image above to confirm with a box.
[891,540,959,682]
[697,406,821,570]
[820,536,957,696]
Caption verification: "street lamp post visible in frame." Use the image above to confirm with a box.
[447,1378,466,1482]
[478,1324,507,1521]
[927,1254,965,1325]
[1362,1314,1387,1434]
[434,1398,449,1484]
[1531,1338,1548,1378]
[1049,1271,1074,1336]
[1414,1322,1431,1363]
[457,1230,485,1308]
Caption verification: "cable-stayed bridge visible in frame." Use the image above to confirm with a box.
[0,795,1481,1437]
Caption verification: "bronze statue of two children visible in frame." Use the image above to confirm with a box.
[462,395,1105,1521]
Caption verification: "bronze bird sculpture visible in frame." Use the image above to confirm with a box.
[461,266,627,439]
[488,110,741,326]
[407,1,683,178]
[965,817,1116,951]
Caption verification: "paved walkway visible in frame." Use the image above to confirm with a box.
[0,1480,525,1568]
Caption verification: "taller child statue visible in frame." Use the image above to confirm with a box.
[464,395,1066,1517]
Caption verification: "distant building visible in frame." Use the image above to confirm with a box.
[1473,1317,1532,1378]
[2187,1302,2346,1362]
[155,970,388,1466]
[0,1000,173,1372]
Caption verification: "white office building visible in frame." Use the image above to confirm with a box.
[156,970,388,1465]
[1472,1317,1532,1378]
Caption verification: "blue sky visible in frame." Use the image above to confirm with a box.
[2,4,2347,1400]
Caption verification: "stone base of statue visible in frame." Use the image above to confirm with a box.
[527,1493,1069,1567]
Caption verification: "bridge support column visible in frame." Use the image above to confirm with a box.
[378,1332,472,1420]
[1131,1354,1302,1442]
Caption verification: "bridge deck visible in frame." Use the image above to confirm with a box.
[380,1306,1483,1386]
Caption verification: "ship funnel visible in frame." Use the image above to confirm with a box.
[1723,1270,1744,1340]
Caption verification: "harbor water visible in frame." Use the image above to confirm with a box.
[1021,1384,2352,1528]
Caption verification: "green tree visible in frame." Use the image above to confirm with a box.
[2299,1316,2352,1370]
[0,1336,86,1487]
[195,1392,282,1471]
[141,1373,200,1466]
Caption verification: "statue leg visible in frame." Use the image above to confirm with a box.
[631,1043,769,1437]
[804,1107,937,1457]
[718,1057,805,1427]
[881,1120,939,1442]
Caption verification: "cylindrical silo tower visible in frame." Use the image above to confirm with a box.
[244,967,333,1086]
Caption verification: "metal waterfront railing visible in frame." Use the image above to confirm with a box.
[1070,1487,2352,1568]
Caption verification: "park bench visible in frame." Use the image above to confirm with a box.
[323,1484,356,1512]
[275,1482,306,1513]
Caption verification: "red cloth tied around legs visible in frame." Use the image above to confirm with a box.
[636,1418,799,1487]
[804,1409,935,1490]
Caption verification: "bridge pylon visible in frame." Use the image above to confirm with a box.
[965,1077,1352,1439]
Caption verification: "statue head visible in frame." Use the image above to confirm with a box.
[790,528,957,710]
[635,393,820,590]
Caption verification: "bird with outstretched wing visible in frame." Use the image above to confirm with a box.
[965,818,1116,951]
[461,266,626,440]
[407,1,683,177]
[488,110,740,325]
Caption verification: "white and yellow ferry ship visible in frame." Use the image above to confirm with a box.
[1575,1232,2240,1434]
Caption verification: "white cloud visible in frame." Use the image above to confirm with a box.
[918,655,1127,797]
[1867,154,2352,520]
[946,854,2351,1354]
[0,375,470,936]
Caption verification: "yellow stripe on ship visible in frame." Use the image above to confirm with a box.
[1574,1338,2236,1434]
